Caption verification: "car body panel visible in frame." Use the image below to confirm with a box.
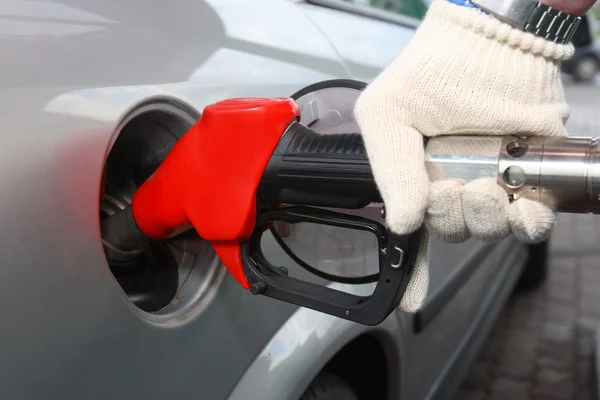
[0,1,527,399]
[402,238,524,399]
[0,1,350,399]
[298,1,418,81]
[228,285,404,400]
[426,241,527,400]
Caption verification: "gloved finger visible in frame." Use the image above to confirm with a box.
[507,198,556,244]
[399,228,430,313]
[425,179,471,244]
[354,94,430,236]
[460,178,511,242]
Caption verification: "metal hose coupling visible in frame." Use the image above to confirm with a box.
[424,135,600,214]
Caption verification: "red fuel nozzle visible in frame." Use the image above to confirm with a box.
[101,97,300,289]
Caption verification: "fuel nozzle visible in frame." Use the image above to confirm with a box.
[101,129,600,270]
[98,97,301,289]
[94,81,600,327]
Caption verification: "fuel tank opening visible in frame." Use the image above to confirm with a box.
[100,187,178,312]
[100,100,226,322]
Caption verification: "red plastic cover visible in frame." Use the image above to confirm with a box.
[131,98,300,289]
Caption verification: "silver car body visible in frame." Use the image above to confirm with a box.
[1,1,527,399]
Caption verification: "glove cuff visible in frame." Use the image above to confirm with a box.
[425,0,574,61]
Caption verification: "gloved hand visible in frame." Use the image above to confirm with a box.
[354,0,575,312]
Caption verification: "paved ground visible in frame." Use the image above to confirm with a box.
[452,78,600,400]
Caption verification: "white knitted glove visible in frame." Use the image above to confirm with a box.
[354,0,574,312]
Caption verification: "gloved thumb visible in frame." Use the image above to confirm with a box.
[399,229,430,312]
[355,94,429,235]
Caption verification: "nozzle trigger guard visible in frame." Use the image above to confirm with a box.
[241,206,421,326]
